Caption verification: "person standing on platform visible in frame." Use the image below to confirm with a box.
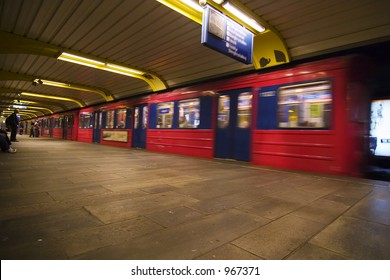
[6,109,20,142]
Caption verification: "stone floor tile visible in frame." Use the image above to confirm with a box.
[140,184,178,194]
[189,191,260,214]
[76,209,269,259]
[145,206,204,227]
[286,243,348,260]
[63,216,163,257]
[267,188,323,204]
[290,199,349,224]
[233,214,324,259]
[196,244,264,260]
[0,192,54,208]
[237,196,304,220]
[48,185,112,201]
[310,216,390,259]
[85,191,199,224]
[344,197,390,225]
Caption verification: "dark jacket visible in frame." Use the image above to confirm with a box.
[6,113,19,128]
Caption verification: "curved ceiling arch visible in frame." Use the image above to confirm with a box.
[0,31,167,92]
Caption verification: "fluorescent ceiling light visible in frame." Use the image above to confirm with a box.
[179,0,203,12]
[14,99,35,104]
[106,64,144,76]
[58,52,144,77]
[58,52,104,68]
[212,0,225,4]
[222,2,265,32]
[39,79,69,87]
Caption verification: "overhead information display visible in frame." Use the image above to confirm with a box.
[201,5,253,64]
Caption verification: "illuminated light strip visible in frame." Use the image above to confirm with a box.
[156,0,203,24]
[179,0,203,12]
[106,64,144,76]
[157,1,265,34]
[58,52,145,76]
[21,92,85,107]
[57,52,104,68]
[39,80,69,87]
[222,2,265,32]
[14,99,36,104]
[57,52,169,91]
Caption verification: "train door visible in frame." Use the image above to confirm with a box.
[63,115,73,139]
[62,116,67,139]
[215,89,252,161]
[93,111,102,143]
[49,117,54,138]
[132,104,148,148]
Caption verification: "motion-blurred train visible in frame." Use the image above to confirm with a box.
[22,55,389,177]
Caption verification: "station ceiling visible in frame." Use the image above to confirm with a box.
[1,0,390,119]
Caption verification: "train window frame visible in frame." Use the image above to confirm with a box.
[178,98,200,128]
[218,95,230,128]
[156,102,174,128]
[277,80,332,129]
[79,113,93,129]
[237,92,252,128]
[116,108,127,129]
[105,110,115,129]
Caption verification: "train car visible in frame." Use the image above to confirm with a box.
[147,90,215,158]
[30,55,372,177]
[146,55,371,176]
[37,111,78,140]
[76,95,151,148]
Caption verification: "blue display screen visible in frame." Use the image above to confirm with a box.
[201,5,253,64]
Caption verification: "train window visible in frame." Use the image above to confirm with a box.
[218,95,230,128]
[178,98,200,128]
[79,113,93,129]
[116,108,127,128]
[134,107,139,129]
[278,81,332,128]
[54,118,59,128]
[157,102,174,128]
[143,106,148,129]
[105,110,115,129]
[237,92,252,128]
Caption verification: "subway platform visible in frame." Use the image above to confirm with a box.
[1,135,389,260]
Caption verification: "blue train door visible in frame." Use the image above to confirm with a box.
[132,104,148,148]
[93,111,102,143]
[62,116,67,139]
[215,89,252,161]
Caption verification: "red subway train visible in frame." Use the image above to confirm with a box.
[28,55,374,177]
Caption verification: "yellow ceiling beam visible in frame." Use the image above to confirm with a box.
[0,93,69,111]
[21,92,85,107]
[0,71,114,102]
[0,31,167,92]
[57,52,167,91]
[33,78,114,102]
